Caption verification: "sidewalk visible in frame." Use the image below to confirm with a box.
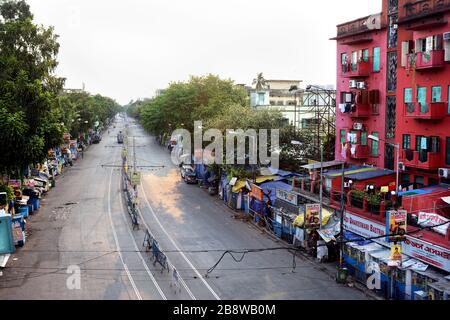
[217,198,383,300]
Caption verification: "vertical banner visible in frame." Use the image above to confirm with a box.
[305,203,320,230]
[386,210,407,242]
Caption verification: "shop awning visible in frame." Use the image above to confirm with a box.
[231,175,278,193]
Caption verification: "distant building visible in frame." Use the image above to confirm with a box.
[249,79,336,131]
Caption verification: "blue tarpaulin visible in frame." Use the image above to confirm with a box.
[259,181,293,203]
[344,230,372,246]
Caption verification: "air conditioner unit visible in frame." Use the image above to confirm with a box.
[353,123,364,130]
[398,162,406,171]
[344,182,350,188]
[438,168,450,178]
[444,32,450,41]
[349,80,357,88]
[357,82,366,89]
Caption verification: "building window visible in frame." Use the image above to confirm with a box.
[403,134,411,149]
[401,173,410,185]
[341,53,347,65]
[270,100,276,106]
[404,88,413,103]
[414,176,425,188]
[351,51,358,71]
[340,130,346,144]
[448,86,450,114]
[417,86,427,112]
[429,178,439,186]
[362,49,369,62]
[446,137,450,166]
[349,130,358,144]
[371,132,379,156]
[373,47,381,72]
[432,86,441,103]
[258,93,265,105]
[361,132,367,146]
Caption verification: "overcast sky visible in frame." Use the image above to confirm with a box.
[27,0,380,105]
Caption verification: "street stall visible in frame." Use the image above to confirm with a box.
[0,210,15,254]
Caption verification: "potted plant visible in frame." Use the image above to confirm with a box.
[367,193,383,214]
[0,182,15,208]
[350,190,365,209]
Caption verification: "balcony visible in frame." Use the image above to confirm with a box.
[399,0,450,23]
[402,149,443,170]
[341,103,372,119]
[404,102,448,120]
[350,144,370,160]
[341,60,372,78]
[410,50,445,70]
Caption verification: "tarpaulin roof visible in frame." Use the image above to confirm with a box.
[301,160,345,171]
[259,181,293,203]
[399,185,450,197]
[232,175,278,193]
[265,167,302,177]
[324,166,394,181]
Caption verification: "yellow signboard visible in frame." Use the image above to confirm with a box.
[131,172,141,186]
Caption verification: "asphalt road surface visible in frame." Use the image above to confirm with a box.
[0,115,370,300]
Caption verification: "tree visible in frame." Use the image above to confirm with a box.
[252,72,268,91]
[0,0,65,176]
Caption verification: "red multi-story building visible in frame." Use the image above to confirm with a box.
[333,1,399,170]
[396,0,450,188]
[331,0,450,293]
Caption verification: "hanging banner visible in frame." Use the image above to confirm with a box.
[386,210,407,242]
[402,237,450,273]
[250,184,264,201]
[276,189,299,206]
[417,212,449,236]
[305,203,320,230]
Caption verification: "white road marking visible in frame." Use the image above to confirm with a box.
[117,182,167,300]
[140,184,221,300]
[136,206,196,300]
[107,168,142,300]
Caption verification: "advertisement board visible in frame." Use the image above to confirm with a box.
[402,237,450,273]
[343,212,389,246]
[276,189,298,206]
[305,203,320,230]
[386,210,407,242]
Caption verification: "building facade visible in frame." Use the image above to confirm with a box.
[333,6,395,170]
[249,79,336,131]
[331,0,450,297]
[396,0,450,188]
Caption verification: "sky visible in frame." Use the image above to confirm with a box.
[27,0,381,105]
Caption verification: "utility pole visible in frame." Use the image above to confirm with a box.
[339,162,346,268]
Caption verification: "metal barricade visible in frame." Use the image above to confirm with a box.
[170,267,181,294]
[151,239,169,273]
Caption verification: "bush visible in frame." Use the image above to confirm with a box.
[0,183,15,201]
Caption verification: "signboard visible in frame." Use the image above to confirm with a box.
[131,172,141,186]
[417,212,449,236]
[250,184,264,201]
[276,189,298,206]
[402,237,450,273]
[305,203,320,230]
[386,210,407,242]
[343,212,388,246]
[390,244,402,261]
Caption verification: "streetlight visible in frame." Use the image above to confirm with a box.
[368,135,400,194]
[291,140,324,230]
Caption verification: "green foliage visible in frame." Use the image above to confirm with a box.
[0,182,15,201]
[0,0,65,173]
[139,74,249,137]
[58,91,121,137]
[350,190,366,201]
